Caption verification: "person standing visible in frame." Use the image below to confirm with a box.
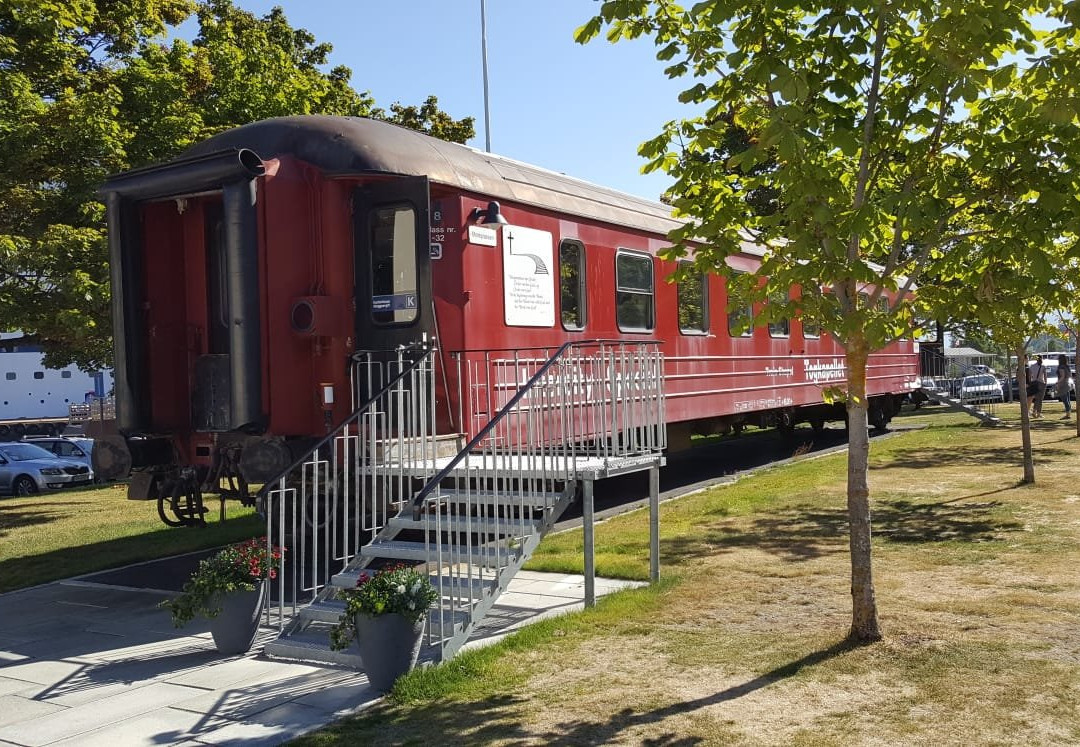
[1057,354,1073,419]
[1027,354,1047,418]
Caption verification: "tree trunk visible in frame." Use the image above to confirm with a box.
[845,338,882,642]
[1016,345,1035,483]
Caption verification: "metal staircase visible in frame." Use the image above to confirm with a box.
[916,385,1002,426]
[261,340,665,667]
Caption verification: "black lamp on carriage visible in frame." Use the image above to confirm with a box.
[469,200,508,225]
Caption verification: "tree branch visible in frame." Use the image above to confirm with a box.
[849,5,888,259]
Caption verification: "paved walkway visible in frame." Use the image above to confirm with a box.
[0,571,641,746]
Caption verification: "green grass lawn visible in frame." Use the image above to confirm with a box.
[294,403,1080,746]
[0,482,263,593]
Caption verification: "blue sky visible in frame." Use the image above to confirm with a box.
[217,1,688,200]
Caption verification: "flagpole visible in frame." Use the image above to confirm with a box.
[481,0,492,152]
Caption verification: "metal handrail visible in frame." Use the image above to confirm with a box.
[256,342,434,499]
[410,341,573,518]
[411,339,665,518]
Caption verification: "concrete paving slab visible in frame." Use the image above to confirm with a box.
[0,695,66,729]
[0,568,641,746]
[4,629,136,664]
[0,681,205,747]
[0,620,91,648]
[292,676,376,716]
[11,658,214,708]
[47,706,231,747]
[0,658,96,687]
[0,677,35,698]
[189,701,337,746]
[80,630,209,658]
[170,669,357,722]
[165,655,325,691]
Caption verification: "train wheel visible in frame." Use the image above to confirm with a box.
[809,418,825,435]
[0,425,10,441]
[869,406,888,432]
[776,409,797,436]
[155,472,208,527]
[13,475,37,496]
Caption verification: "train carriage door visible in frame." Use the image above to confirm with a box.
[352,177,434,411]
[353,177,433,350]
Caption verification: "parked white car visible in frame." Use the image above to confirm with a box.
[959,374,1003,404]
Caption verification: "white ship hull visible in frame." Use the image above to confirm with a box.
[0,334,113,421]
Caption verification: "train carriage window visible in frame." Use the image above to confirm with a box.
[726,273,753,337]
[768,292,790,337]
[616,251,654,332]
[677,262,708,334]
[803,316,821,338]
[559,239,586,330]
[370,205,419,325]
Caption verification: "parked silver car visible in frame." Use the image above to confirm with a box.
[23,436,95,472]
[0,442,94,496]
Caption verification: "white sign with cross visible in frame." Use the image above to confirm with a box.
[501,224,554,327]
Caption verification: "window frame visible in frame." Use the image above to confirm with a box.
[767,291,790,338]
[676,261,709,335]
[614,249,655,333]
[368,202,419,327]
[726,272,753,338]
[558,239,587,331]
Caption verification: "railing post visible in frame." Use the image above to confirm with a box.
[583,477,595,608]
[649,464,660,584]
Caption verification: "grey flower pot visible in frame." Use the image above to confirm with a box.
[209,581,266,655]
[354,612,425,691]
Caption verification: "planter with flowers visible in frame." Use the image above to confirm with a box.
[329,564,439,690]
[162,538,284,655]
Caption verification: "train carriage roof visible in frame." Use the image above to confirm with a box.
[183,116,684,236]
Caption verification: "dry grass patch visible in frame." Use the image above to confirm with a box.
[295,406,1080,746]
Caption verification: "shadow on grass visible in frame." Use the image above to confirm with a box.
[0,514,263,593]
[871,444,1071,470]
[537,638,860,745]
[664,495,1023,564]
[313,639,860,746]
[0,501,87,536]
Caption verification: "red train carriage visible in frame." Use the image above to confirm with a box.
[99,116,919,525]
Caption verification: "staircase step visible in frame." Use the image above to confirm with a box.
[418,488,557,511]
[297,599,348,624]
[332,568,502,598]
[388,513,541,536]
[359,540,515,565]
[263,630,363,669]
[292,594,475,637]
